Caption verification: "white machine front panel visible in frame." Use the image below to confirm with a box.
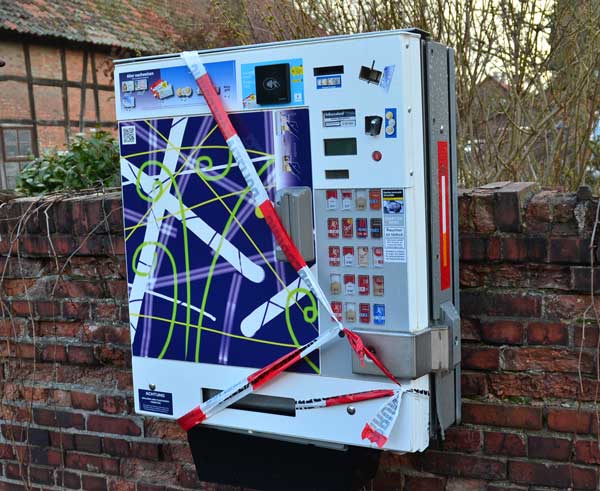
[116,31,431,452]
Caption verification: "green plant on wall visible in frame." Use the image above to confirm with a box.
[16,130,119,196]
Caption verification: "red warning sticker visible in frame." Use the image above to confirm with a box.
[438,141,451,291]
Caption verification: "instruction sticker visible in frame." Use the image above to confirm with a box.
[316,75,342,89]
[322,109,356,128]
[382,189,406,263]
[139,389,173,415]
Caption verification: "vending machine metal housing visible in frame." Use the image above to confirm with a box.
[114,29,460,463]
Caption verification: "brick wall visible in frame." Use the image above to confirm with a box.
[0,183,599,491]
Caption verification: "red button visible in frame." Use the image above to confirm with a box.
[372,150,382,161]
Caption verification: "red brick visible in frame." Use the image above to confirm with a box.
[528,435,572,461]
[102,437,131,457]
[5,463,22,480]
[82,474,108,491]
[574,325,599,349]
[527,321,568,345]
[136,485,165,491]
[90,304,119,322]
[440,427,481,453]
[63,301,90,320]
[460,236,488,261]
[160,443,192,464]
[33,408,85,429]
[471,191,496,233]
[571,266,600,292]
[549,237,590,264]
[37,320,81,338]
[495,183,537,232]
[109,480,136,491]
[403,475,445,491]
[130,442,160,461]
[54,281,104,299]
[418,451,505,480]
[575,440,600,465]
[11,300,33,316]
[58,470,82,489]
[547,408,598,435]
[502,347,594,374]
[143,419,186,440]
[0,318,27,337]
[462,403,542,430]
[488,372,579,400]
[461,372,488,396]
[481,320,523,345]
[508,461,597,489]
[462,346,499,370]
[462,291,540,318]
[49,430,75,450]
[82,323,130,344]
[36,301,61,318]
[29,466,54,485]
[446,478,486,491]
[544,294,593,319]
[67,345,96,365]
[71,391,98,410]
[40,344,67,362]
[95,346,129,367]
[74,434,102,454]
[87,415,141,436]
[461,318,481,341]
[99,395,128,414]
[483,431,526,457]
[502,236,546,262]
[65,452,120,475]
[2,278,37,297]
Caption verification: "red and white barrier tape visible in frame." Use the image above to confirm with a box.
[296,389,395,411]
[177,51,413,444]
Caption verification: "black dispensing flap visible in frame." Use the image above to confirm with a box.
[255,63,291,105]
[188,425,380,491]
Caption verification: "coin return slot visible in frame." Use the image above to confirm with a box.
[202,388,296,417]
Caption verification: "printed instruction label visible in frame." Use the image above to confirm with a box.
[138,389,173,415]
[322,109,356,127]
[382,189,406,263]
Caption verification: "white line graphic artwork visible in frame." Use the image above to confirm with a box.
[121,158,265,285]
[240,265,317,338]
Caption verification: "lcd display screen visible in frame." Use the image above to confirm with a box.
[324,138,357,156]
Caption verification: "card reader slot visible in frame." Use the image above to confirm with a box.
[202,388,296,417]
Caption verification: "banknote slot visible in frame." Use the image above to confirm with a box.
[313,65,344,76]
[202,388,296,417]
[325,169,350,179]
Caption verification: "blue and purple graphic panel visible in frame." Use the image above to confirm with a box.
[119,109,318,373]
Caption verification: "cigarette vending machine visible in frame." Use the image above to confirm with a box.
[115,29,460,490]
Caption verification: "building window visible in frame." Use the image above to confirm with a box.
[1,127,34,161]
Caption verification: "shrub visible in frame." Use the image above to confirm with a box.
[16,130,119,196]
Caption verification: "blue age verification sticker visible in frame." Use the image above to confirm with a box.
[139,389,173,415]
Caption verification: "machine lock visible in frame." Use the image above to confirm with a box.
[365,116,383,136]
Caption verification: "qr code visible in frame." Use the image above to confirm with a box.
[121,126,136,145]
